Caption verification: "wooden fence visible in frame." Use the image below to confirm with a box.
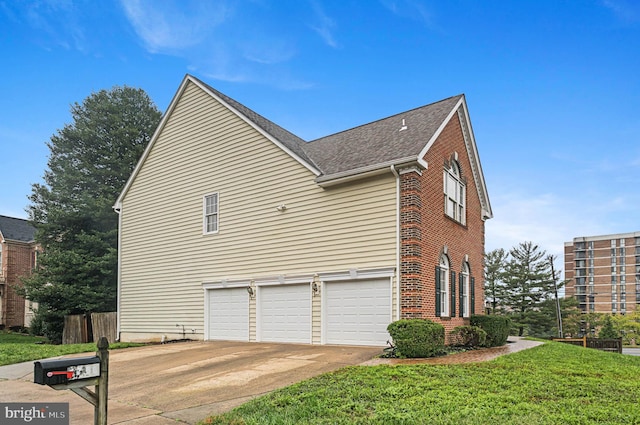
[91,312,117,344]
[62,314,89,344]
[553,337,622,353]
[62,312,116,345]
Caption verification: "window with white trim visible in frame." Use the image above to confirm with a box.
[439,255,450,316]
[461,262,470,318]
[443,161,466,224]
[203,193,219,234]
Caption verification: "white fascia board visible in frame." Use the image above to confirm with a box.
[113,75,192,210]
[417,96,465,162]
[318,267,395,282]
[189,77,321,177]
[458,98,493,219]
[416,95,493,220]
[202,278,253,290]
[254,274,315,286]
[315,157,421,187]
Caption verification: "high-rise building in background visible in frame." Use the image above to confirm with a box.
[565,232,640,314]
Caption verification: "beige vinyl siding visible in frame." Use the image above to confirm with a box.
[119,81,397,339]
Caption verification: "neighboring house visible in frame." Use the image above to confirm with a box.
[565,231,640,314]
[0,215,38,329]
[115,74,492,346]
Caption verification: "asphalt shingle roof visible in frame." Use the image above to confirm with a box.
[0,215,36,243]
[304,95,463,176]
[191,75,462,178]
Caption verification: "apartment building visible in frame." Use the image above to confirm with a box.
[565,231,640,314]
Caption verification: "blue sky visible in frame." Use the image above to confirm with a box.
[1,0,639,266]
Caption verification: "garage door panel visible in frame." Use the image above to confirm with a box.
[259,284,311,343]
[208,287,249,341]
[325,279,391,346]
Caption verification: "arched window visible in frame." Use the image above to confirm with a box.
[436,254,450,317]
[443,160,466,224]
[460,262,470,318]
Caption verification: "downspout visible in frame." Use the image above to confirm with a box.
[390,165,401,321]
[114,204,122,342]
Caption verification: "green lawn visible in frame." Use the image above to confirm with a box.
[0,332,143,366]
[201,342,640,425]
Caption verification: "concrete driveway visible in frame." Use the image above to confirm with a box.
[0,341,381,424]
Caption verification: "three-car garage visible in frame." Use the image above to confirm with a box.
[204,269,394,347]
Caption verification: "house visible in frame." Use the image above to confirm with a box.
[565,231,640,314]
[115,74,492,346]
[0,215,38,329]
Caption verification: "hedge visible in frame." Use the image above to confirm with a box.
[387,319,445,358]
[449,325,487,348]
[470,315,511,347]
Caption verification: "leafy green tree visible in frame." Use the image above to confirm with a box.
[502,242,555,336]
[610,310,640,345]
[598,315,619,339]
[22,86,161,343]
[484,248,508,314]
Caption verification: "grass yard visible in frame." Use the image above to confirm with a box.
[201,342,640,425]
[0,332,143,366]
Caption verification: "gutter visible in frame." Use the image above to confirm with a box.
[315,156,423,187]
[113,204,122,342]
[390,165,401,321]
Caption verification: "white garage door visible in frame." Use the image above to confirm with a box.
[208,287,249,341]
[258,284,311,343]
[324,279,391,346]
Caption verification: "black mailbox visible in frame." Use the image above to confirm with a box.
[34,356,100,385]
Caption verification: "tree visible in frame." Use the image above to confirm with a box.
[484,248,508,314]
[22,86,161,343]
[502,242,555,336]
[527,297,580,338]
[598,315,619,339]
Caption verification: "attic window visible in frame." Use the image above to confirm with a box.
[443,161,466,225]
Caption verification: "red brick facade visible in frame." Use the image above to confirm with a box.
[0,240,36,328]
[399,108,486,337]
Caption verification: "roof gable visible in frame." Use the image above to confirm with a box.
[305,95,463,177]
[116,75,491,220]
[0,215,36,243]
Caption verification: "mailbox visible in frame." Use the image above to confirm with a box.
[34,355,100,385]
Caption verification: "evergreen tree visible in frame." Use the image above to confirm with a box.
[598,315,619,339]
[527,297,580,338]
[502,241,555,336]
[484,248,508,314]
[23,86,161,343]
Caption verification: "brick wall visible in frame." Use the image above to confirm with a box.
[1,241,34,328]
[399,108,487,339]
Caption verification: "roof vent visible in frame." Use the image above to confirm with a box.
[399,119,408,132]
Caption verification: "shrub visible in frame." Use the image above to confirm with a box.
[471,315,511,347]
[450,325,487,348]
[387,319,445,358]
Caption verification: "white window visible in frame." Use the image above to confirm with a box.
[461,262,470,318]
[439,255,450,317]
[203,193,219,234]
[443,161,465,224]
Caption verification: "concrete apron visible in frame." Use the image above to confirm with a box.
[0,341,382,424]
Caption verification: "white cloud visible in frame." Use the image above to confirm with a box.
[602,0,640,23]
[7,0,87,52]
[309,0,339,48]
[380,0,437,29]
[119,0,229,53]
[484,190,624,267]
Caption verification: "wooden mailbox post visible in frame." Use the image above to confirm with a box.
[34,337,109,425]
